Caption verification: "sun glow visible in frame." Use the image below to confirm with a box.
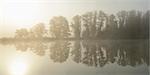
[9,57,29,75]
[1,0,71,29]
[0,0,75,37]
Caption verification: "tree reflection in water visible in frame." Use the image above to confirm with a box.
[13,40,149,67]
[50,41,71,63]
[71,41,82,63]
[15,41,48,56]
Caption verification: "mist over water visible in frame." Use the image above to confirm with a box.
[0,40,149,75]
[0,0,149,75]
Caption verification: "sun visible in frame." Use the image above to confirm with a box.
[8,57,29,75]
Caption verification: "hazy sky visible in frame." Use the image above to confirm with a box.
[0,0,149,37]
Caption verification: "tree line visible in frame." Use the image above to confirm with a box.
[15,10,149,39]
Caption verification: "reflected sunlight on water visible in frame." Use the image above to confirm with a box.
[8,56,29,75]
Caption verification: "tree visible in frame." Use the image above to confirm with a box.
[96,11,107,38]
[81,11,97,39]
[15,28,29,39]
[71,15,81,39]
[89,11,97,39]
[81,12,92,39]
[50,16,70,39]
[31,23,46,38]
[141,11,149,39]
[124,10,142,39]
[117,11,128,28]
[104,14,118,39]
[117,11,128,39]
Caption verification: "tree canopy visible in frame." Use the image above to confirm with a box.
[14,10,149,40]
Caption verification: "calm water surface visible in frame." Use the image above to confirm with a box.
[0,40,149,75]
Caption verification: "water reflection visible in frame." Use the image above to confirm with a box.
[50,41,71,63]
[2,40,149,68]
[14,41,48,56]
[9,57,29,75]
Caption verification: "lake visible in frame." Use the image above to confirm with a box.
[0,40,149,75]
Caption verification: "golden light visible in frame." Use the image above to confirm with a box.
[8,57,29,75]
[1,0,71,29]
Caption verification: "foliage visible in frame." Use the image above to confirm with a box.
[50,16,70,39]
[14,10,149,39]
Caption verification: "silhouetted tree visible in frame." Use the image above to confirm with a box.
[125,10,139,39]
[117,11,128,39]
[81,12,91,39]
[50,16,70,39]
[15,28,29,39]
[30,23,46,38]
[141,11,149,39]
[104,14,118,39]
[89,11,97,38]
[96,11,107,38]
[81,12,97,39]
[13,10,149,39]
[116,10,149,39]
[71,15,82,39]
